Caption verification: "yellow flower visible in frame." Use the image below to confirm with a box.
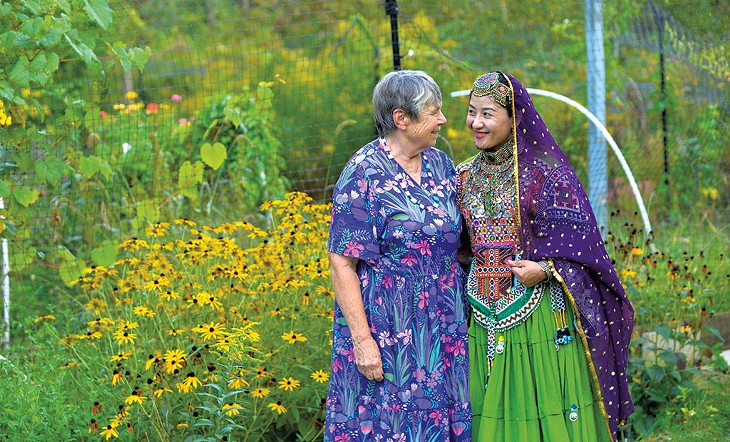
[125,392,146,405]
[631,247,644,256]
[34,315,56,322]
[163,349,187,374]
[132,306,156,318]
[125,90,138,101]
[160,290,180,301]
[153,387,172,398]
[281,331,307,344]
[310,370,330,383]
[621,269,637,279]
[113,330,136,345]
[100,422,119,440]
[194,321,226,341]
[111,351,132,362]
[176,372,202,393]
[228,377,250,389]
[267,401,287,414]
[222,402,242,416]
[167,328,185,336]
[680,325,692,334]
[251,387,270,398]
[278,377,301,391]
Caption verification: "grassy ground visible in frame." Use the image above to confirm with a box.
[642,369,730,441]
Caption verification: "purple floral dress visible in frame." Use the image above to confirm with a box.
[325,138,471,441]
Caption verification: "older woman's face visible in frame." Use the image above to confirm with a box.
[406,103,447,149]
[466,95,512,151]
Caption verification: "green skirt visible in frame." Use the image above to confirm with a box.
[468,296,612,441]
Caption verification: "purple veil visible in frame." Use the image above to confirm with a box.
[503,72,635,440]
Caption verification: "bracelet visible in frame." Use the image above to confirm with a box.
[538,260,553,281]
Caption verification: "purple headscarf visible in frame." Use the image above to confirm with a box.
[499,72,635,440]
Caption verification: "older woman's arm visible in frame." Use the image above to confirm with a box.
[329,251,384,382]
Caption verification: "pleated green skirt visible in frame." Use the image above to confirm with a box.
[468,297,613,441]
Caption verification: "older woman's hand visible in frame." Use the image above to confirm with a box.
[353,336,384,382]
[505,259,548,287]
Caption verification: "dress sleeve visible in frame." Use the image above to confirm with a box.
[326,159,383,265]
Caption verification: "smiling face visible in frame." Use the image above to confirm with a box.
[466,95,512,151]
[404,102,447,150]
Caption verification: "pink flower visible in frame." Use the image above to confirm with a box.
[344,241,364,258]
[418,291,429,309]
[99,110,107,117]
[334,434,350,442]
[449,339,466,357]
[414,367,427,382]
[413,239,431,256]
[171,94,182,102]
[400,253,417,266]
[178,118,188,124]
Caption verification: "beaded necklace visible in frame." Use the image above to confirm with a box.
[463,137,515,220]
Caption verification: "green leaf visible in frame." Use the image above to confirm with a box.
[0,181,10,198]
[201,142,227,171]
[63,34,102,75]
[90,241,117,267]
[12,187,39,207]
[99,162,112,180]
[79,156,102,178]
[35,156,67,187]
[84,104,102,131]
[111,44,132,72]
[136,199,158,222]
[28,52,59,86]
[59,260,82,287]
[9,57,30,86]
[178,161,203,200]
[83,0,114,30]
[130,46,152,73]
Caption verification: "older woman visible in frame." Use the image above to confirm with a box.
[325,70,471,440]
[457,71,634,441]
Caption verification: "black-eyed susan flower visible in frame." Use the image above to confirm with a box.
[153,387,172,398]
[278,377,301,391]
[222,402,242,416]
[111,351,132,362]
[251,387,270,399]
[267,401,286,414]
[228,377,250,389]
[281,331,307,344]
[194,321,226,341]
[163,349,186,374]
[310,370,329,383]
[125,389,146,405]
[88,418,99,434]
[111,370,123,385]
[92,401,102,415]
[113,329,136,345]
[167,327,185,336]
[176,372,202,393]
[34,314,56,322]
[100,422,119,440]
[160,290,180,301]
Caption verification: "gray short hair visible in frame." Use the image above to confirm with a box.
[372,70,442,137]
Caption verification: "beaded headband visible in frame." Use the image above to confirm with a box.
[470,72,511,108]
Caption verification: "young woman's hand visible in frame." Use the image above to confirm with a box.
[505,259,548,287]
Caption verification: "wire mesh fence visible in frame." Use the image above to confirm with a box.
[1,0,728,289]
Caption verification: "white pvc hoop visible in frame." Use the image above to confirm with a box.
[450,88,653,235]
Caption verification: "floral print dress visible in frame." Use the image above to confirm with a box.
[325,138,471,441]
